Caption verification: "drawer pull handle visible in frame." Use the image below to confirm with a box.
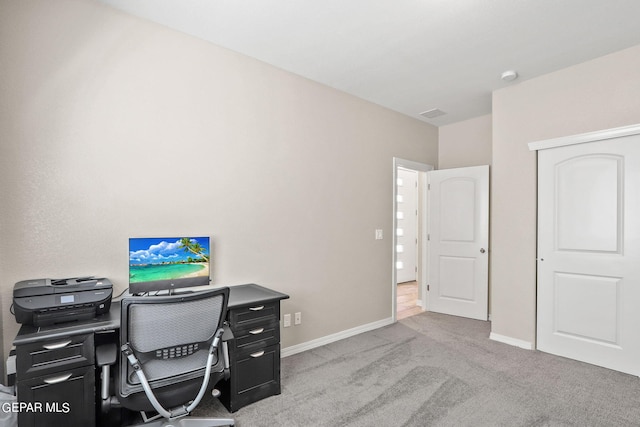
[250,351,265,358]
[249,328,264,335]
[44,373,73,384]
[249,306,264,311]
[43,340,72,350]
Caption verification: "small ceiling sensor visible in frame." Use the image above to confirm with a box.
[501,70,518,82]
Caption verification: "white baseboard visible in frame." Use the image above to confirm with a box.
[489,332,534,350]
[416,300,423,307]
[281,317,394,358]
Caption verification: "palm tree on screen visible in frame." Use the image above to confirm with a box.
[178,238,209,262]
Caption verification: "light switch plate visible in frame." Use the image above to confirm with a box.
[283,314,291,327]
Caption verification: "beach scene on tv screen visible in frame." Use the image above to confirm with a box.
[129,237,210,284]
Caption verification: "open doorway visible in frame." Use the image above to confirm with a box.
[397,281,421,320]
[392,158,433,321]
[396,168,418,284]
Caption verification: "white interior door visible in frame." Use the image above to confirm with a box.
[536,132,640,376]
[396,168,418,283]
[427,165,489,321]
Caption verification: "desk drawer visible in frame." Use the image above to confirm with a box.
[227,344,281,411]
[17,364,95,427]
[229,302,278,327]
[233,320,280,351]
[16,333,94,379]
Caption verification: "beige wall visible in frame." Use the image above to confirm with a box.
[438,114,492,169]
[491,44,640,346]
[0,0,438,370]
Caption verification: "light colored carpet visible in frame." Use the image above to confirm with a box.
[196,311,640,426]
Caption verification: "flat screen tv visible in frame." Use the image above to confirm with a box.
[129,236,211,295]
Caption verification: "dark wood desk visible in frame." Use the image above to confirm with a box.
[13,284,289,426]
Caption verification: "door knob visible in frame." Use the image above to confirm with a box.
[480,248,486,253]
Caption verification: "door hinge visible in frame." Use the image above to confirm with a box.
[427,234,430,241]
[427,285,430,291]
[428,184,431,190]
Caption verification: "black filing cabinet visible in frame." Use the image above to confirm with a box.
[15,333,95,427]
[219,284,289,412]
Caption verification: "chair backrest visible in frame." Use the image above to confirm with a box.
[118,287,229,402]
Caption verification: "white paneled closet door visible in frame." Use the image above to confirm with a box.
[533,126,640,376]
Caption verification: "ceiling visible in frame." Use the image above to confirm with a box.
[96,0,640,126]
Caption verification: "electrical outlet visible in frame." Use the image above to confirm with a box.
[294,312,302,325]
[283,313,291,327]
[375,229,383,240]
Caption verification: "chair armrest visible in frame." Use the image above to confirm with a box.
[96,343,118,367]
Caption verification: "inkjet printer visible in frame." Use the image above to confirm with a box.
[13,277,113,327]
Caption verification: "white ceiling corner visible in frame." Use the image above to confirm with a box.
[96,0,640,126]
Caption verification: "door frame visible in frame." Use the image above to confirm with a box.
[392,158,434,322]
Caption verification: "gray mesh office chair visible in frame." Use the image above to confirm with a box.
[98,288,234,427]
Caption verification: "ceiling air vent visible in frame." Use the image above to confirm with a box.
[419,108,446,119]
